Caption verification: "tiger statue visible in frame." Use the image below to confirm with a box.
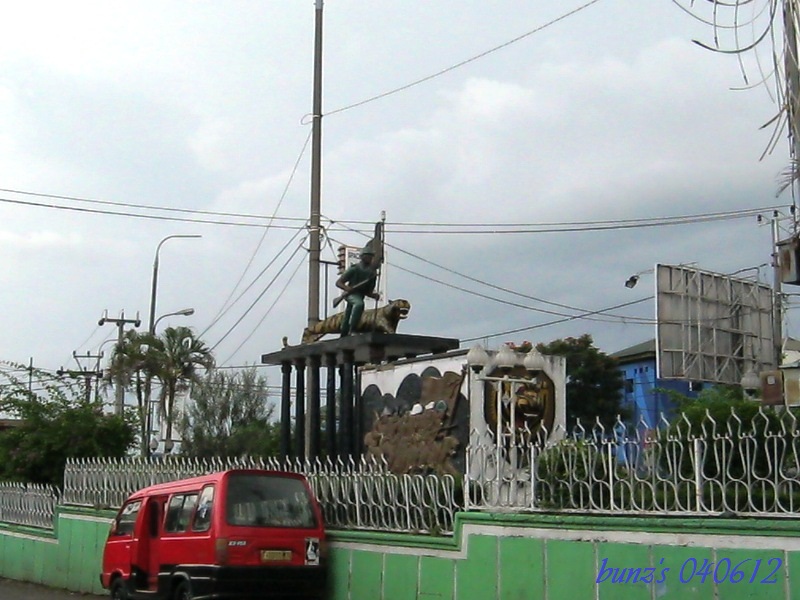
[301,299,411,344]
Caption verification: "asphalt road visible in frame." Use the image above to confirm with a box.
[0,579,105,600]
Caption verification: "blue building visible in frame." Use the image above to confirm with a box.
[611,339,699,428]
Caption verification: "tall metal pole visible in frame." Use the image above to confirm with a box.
[785,1,800,167]
[772,212,784,368]
[149,235,201,334]
[99,311,141,415]
[307,0,324,326]
[145,234,200,456]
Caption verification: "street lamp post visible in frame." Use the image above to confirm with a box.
[146,307,195,458]
[153,308,195,332]
[144,234,200,458]
[148,235,201,334]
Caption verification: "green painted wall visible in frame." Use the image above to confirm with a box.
[1,509,800,599]
[0,507,112,595]
[327,514,800,600]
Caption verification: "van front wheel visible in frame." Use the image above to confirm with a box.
[174,580,193,600]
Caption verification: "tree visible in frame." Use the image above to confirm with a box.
[0,363,135,485]
[178,368,280,458]
[152,326,215,442]
[106,326,214,450]
[105,328,161,455]
[536,334,629,430]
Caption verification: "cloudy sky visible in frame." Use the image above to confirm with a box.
[0,0,794,395]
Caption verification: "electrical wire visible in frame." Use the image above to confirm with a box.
[461,297,655,343]
[199,226,308,338]
[331,224,774,330]
[61,325,104,368]
[0,195,308,229]
[0,187,783,234]
[386,259,655,324]
[217,252,306,367]
[0,187,310,224]
[208,129,313,324]
[330,221,658,323]
[381,239,648,318]
[325,0,606,117]
[362,210,774,234]
[337,205,783,228]
[210,236,308,351]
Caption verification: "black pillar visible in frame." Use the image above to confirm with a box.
[308,355,321,461]
[280,361,292,460]
[325,353,337,459]
[295,360,306,462]
[340,351,354,458]
[354,366,363,457]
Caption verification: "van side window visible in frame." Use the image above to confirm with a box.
[165,495,186,533]
[192,486,214,532]
[179,494,198,531]
[114,500,141,536]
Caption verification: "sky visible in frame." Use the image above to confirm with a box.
[0,0,794,399]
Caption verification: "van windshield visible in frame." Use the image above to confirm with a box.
[225,473,317,529]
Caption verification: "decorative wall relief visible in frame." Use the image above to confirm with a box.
[362,366,469,475]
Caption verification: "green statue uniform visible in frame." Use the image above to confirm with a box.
[338,251,378,336]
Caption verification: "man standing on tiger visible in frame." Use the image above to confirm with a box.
[336,244,381,336]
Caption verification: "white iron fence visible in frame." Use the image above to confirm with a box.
[61,455,461,536]
[0,482,58,529]
[3,408,798,534]
[466,408,800,517]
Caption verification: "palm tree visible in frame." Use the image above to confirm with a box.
[105,329,160,455]
[777,159,799,198]
[106,327,214,455]
[150,326,215,444]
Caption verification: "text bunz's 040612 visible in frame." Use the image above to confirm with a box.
[596,557,782,585]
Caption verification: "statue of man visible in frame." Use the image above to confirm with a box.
[336,245,381,336]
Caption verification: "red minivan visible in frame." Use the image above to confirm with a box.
[101,469,327,600]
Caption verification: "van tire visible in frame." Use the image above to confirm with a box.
[110,579,127,600]
[174,580,193,600]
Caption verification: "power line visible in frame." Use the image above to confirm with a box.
[0,187,781,234]
[0,187,310,224]
[207,129,313,323]
[199,227,308,338]
[0,195,308,229]
[381,238,647,319]
[363,205,784,229]
[330,222,654,324]
[325,0,605,117]
[62,324,104,368]
[210,237,308,351]
[462,297,655,343]
[360,210,776,234]
[217,253,307,367]
[387,259,655,325]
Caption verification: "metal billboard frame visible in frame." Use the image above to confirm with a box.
[655,264,774,384]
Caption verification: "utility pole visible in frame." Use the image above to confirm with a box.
[27,357,33,395]
[59,351,103,403]
[785,0,800,170]
[761,210,791,369]
[99,310,141,416]
[307,0,324,326]
[772,213,784,368]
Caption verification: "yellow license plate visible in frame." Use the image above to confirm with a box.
[261,550,292,562]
